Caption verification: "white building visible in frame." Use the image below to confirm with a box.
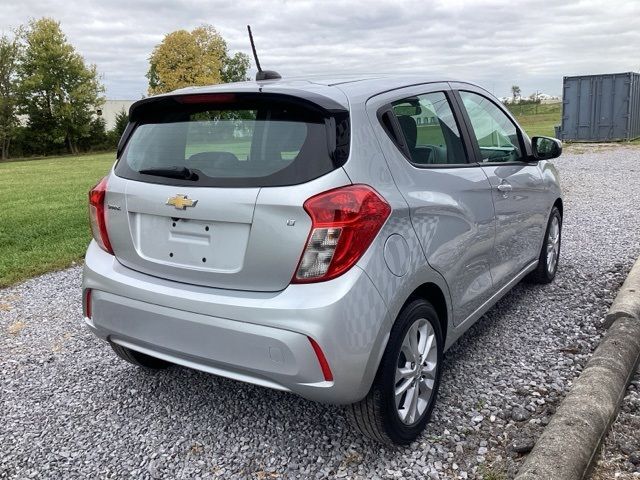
[96,100,136,130]
[536,93,562,104]
[500,93,561,105]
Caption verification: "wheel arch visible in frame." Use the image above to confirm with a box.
[553,197,563,217]
[346,279,449,443]
[405,282,449,344]
[357,261,453,400]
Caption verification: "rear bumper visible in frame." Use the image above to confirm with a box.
[82,241,391,404]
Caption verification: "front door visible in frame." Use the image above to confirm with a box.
[454,89,548,289]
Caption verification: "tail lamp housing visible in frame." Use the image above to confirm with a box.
[89,176,114,254]
[293,185,391,283]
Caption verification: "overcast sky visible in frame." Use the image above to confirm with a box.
[3,0,640,99]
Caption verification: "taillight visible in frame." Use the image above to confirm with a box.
[89,177,113,254]
[293,185,391,283]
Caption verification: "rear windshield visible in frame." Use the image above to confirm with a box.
[115,95,349,187]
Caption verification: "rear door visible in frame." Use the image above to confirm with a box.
[106,92,351,291]
[451,86,547,289]
[367,84,496,326]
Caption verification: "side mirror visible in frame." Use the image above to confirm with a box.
[531,136,562,160]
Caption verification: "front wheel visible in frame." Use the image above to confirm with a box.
[527,206,562,284]
[345,299,443,444]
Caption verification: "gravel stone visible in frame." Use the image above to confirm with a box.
[2,144,640,479]
[510,438,535,454]
[511,407,531,422]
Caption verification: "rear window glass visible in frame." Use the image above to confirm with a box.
[115,96,349,187]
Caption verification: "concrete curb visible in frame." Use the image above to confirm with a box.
[604,256,640,327]
[515,257,640,480]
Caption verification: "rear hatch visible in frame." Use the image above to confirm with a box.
[107,91,350,291]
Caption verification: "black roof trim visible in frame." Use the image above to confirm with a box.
[129,88,349,122]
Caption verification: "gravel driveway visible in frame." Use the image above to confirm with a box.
[592,367,640,478]
[2,145,640,480]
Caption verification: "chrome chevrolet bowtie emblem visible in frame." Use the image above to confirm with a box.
[166,194,198,210]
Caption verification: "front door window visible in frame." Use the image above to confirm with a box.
[459,91,523,163]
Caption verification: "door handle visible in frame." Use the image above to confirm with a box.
[496,182,512,198]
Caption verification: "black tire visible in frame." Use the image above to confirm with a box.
[526,206,562,284]
[345,299,443,444]
[110,343,171,369]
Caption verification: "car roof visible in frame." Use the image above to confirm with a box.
[168,74,483,107]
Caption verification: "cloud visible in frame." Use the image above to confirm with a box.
[2,0,639,98]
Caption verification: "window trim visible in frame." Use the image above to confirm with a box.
[376,90,474,169]
[451,89,536,166]
[377,107,412,160]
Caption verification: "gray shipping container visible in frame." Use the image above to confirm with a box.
[560,72,640,142]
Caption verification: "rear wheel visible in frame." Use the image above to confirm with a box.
[527,206,562,284]
[110,343,171,369]
[346,299,443,444]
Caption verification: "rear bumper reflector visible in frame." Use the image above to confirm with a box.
[308,337,333,382]
[84,289,92,319]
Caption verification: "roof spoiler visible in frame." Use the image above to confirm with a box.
[119,91,348,158]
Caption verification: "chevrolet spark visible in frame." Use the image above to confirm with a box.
[82,75,562,444]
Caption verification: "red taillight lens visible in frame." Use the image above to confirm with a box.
[89,177,113,254]
[293,185,391,283]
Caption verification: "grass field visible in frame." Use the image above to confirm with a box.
[0,153,115,287]
[506,102,562,137]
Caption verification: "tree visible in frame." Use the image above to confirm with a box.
[113,107,128,138]
[107,107,129,147]
[17,18,105,155]
[221,51,250,83]
[78,116,109,151]
[147,25,250,94]
[0,32,21,160]
[511,85,521,104]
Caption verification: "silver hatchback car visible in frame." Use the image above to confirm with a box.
[82,75,562,444]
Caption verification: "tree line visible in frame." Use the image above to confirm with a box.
[0,19,250,160]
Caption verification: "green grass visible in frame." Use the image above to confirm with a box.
[416,124,447,145]
[186,141,298,160]
[481,469,506,480]
[506,102,562,138]
[186,141,251,159]
[0,152,115,287]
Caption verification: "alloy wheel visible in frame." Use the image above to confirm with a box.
[394,319,438,425]
[546,216,560,275]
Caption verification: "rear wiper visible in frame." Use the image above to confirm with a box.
[138,166,199,180]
